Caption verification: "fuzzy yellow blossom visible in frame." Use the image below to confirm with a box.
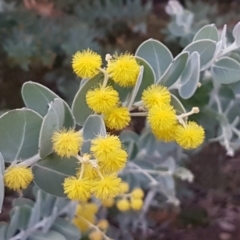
[4,165,33,191]
[131,188,144,199]
[130,198,143,211]
[77,163,100,180]
[86,86,119,114]
[102,197,115,208]
[142,84,171,109]
[97,219,109,231]
[119,182,129,194]
[91,135,122,160]
[107,53,140,87]
[104,107,130,130]
[72,49,102,79]
[92,175,121,200]
[148,104,176,131]
[116,199,130,212]
[73,203,98,232]
[52,128,83,158]
[98,149,128,174]
[89,231,103,240]
[63,177,92,201]
[175,121,205,149]
[152,125,177,142]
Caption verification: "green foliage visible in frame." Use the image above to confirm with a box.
[0,187,80,240]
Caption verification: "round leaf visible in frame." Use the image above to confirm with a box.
[211,57,240,84]
[183,39,216,69]
[39,99,70,159]
[0,109,42,162]
[179,52,200,99]
[170,94,186,114]
[71,74,103,126]
[193,24,218,42]
[135,38,172,81]
[158,52,188,87]
[32,154,79,197]
[22,82,75,128]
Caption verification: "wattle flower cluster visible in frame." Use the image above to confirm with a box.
[73,49,141,131]
[142,84,205,149]
[51,130,128,202]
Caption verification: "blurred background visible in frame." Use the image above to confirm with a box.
[1,0,240,239]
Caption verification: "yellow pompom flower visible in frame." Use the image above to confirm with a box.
[77,163,100,180]
[130,198,143,211]
[73,203,98,232]
[63,177,92,201]
[92,175,121,200]
[119,181,129,194]
[89,231,103,240]
[102,197,115,208]
[52,128,83,158]
[175,121,205,149]
[98,149,128,174]
[86,86,119,114]
[97,219,109,231]
[107,53,140,87]
[116,199,130,212]
[152,125,177,142]
[148,104,176,131]
[91,135,122,160]
[142,84,171,109]
[104,107,130,130]
[72,49,102,79]
[4,165,33,191]
[131,188,144,199]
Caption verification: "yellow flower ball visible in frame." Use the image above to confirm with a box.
[63,177,92,201]
[92,175,121,200]
[52,128,83,158]
[98,149,128,174]
[86,86,119,114]
[89,231,103,240]
[148,104,176,131]
[119,182,130,194]
[91,135,122,160]
[142,84,171,109]
[131,188,144,199]
[116,199,130,212]
[73,202,98,232]
[152,125,177,142]
[72,49,102,79]
[107,53,140,87]
[175,121,205,149]
[4,165,33,191]
[130,198,143,211]
[97,219,109,231]
[104,107,131,130]
[102,197,115,208]
[77,163,100,181]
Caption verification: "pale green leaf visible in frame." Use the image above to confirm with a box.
[32,154,79,197]
[135,38,172,81]
[52,218,81,240]
[28,230,67,240]
[22,82,75,128]
[211,57,240,84]
[0,109,42,162]
[158,52,188,87]
[183,39,216,69]
[193,24,218,42]
[179,52,200,99]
